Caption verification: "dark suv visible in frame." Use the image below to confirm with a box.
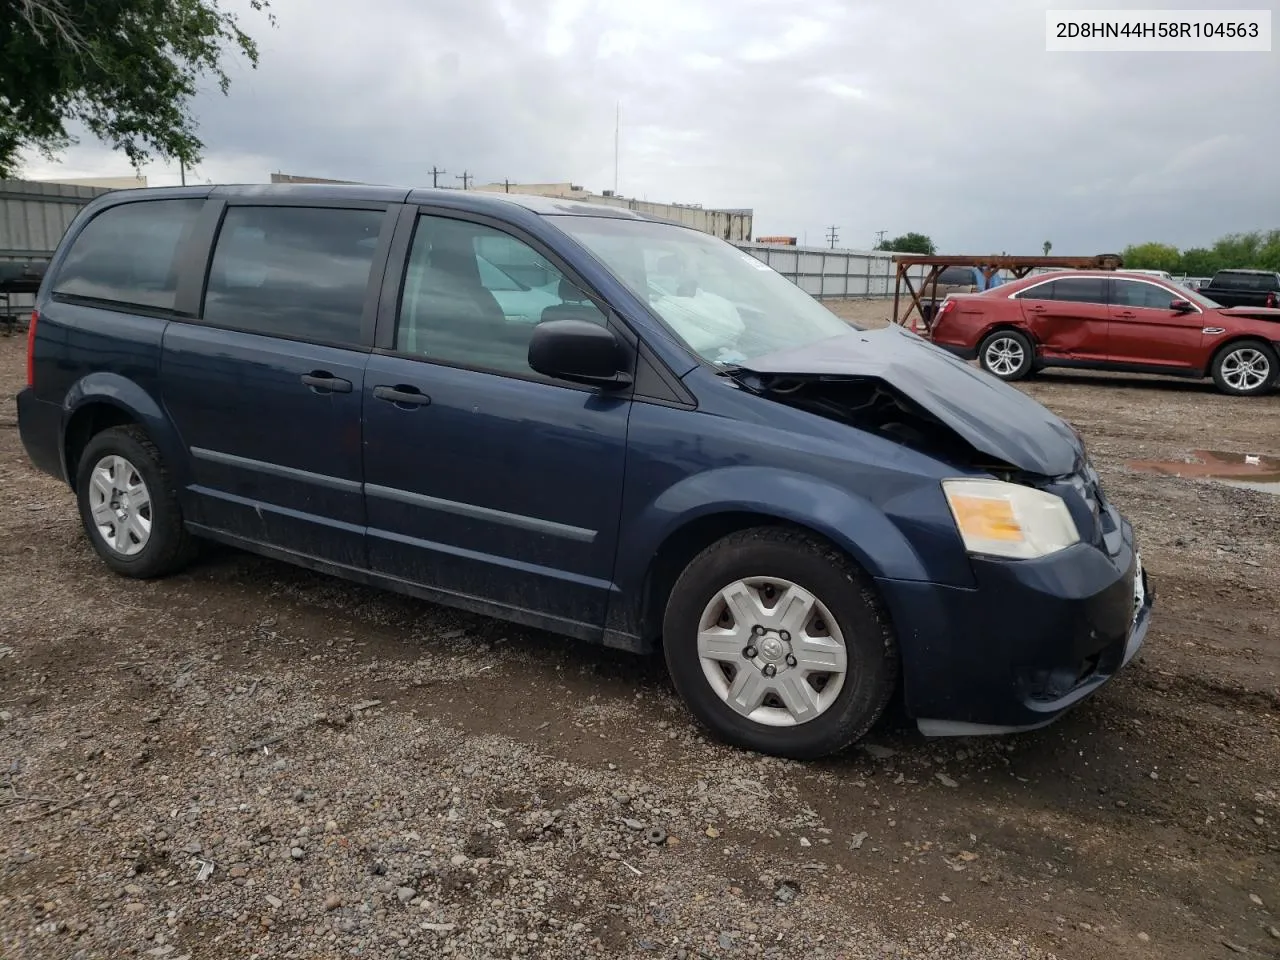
[17,184,1152,759]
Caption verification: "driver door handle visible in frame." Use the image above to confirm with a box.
[373,384,431,408]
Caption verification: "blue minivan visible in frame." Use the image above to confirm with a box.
[17,184,1152,759]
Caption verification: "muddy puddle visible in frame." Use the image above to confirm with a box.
[1127,449,1280,494]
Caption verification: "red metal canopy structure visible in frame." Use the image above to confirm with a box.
[892,253,1124,333]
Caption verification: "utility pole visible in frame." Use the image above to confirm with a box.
[503,179,512,193]
[179,159,186,186]
[456,171,473,190]
[429,166,447,188]
[874,229,886,248]
[826,225,839,249]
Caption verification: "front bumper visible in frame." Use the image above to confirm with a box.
[876,518,1153,734]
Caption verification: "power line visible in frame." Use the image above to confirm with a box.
[429,166,446,188]
[456,170,473,190]
[825,225,839,249]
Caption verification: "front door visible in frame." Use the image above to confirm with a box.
[1015,275,1110,362]
[1106,278,1206,370]
[361,211,632,634]
[161,202,394,567]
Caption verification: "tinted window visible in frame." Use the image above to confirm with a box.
[52,199,202,310]
[396,215,606,376]
[1015,280,1055,301]
[1113,279,1178,309]
[1216,272,1280,291]
[1050,277,1106,304]
[203,206,384,345]
[937,266,975,285]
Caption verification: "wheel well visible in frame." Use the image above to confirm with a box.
[640,512,855,647]
[979,323,1033,347]
[64,404,137,490]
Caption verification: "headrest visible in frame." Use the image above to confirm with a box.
[559,276,589,302]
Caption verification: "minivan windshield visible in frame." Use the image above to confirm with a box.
[550,215,854,366]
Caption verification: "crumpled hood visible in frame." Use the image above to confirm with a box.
[1218,306,1280,322]
[736,324,1083,476]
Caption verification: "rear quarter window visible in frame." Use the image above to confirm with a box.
[936,266,975,285]
[51,199,204,310]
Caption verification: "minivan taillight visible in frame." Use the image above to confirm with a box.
[26,309,38,387]
[1268,292,1277,308]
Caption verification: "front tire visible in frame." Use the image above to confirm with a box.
[75,426,197,579]
[978,329,1034,381]
[662,527,899,760]
[1211,340,1277,396]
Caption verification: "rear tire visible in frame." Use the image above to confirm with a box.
[1211,340,1277,396]
[978,329,1034,381]
[662,527,899,760]
[75,426,197,579]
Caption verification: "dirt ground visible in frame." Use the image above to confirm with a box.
[0,304,1277,960]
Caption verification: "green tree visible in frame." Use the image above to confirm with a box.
[875,232,936,255]
[1179,247,1220,277]
[1211,231,1264,271]
[1121,242,1183,273]
[1257,230,1280,272]
[0,0,275,178]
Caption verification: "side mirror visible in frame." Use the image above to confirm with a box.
[528,319,632,390]
[1170,298,1194,313]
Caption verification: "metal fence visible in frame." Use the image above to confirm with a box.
[735,243,928,300]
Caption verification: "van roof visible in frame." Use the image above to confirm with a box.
[91,182,658,222]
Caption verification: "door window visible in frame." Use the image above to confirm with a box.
[203,206,385,346]
[1112,279,1179,310]
[1048,277,1107,304]
[396,215,606,376]
[52,198,203,310]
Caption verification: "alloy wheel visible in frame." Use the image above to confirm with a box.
[984,337,1025,377]
[1221,348,1271,393]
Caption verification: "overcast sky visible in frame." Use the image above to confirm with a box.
[18,0,1280,253]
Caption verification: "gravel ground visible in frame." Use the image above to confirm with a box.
[0,307,1277,960]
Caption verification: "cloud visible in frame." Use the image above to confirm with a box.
[17,0,1279,254]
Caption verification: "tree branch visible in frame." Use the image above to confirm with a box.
[14,0,91,54]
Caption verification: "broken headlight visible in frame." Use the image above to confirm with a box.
[942,478,1081,560]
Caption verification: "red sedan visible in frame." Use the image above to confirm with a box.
[929,271,1280,396]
